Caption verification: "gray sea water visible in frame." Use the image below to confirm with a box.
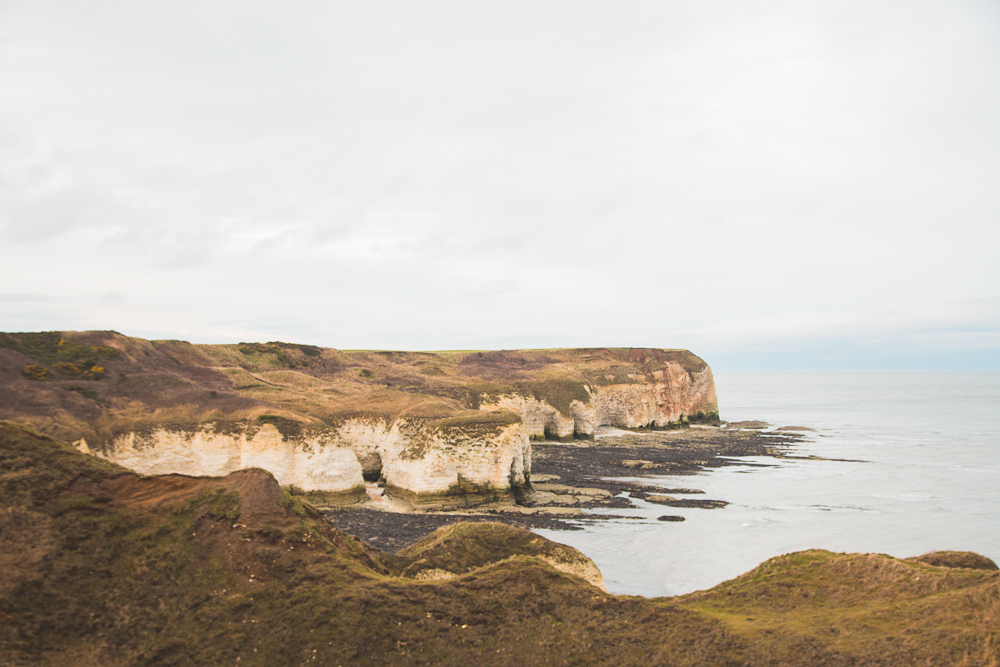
[534,371,1000,597]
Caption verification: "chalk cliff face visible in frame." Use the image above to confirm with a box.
[0,332,718,504]
[591,363,718,429]
[477,362,718,439]
[80,423,365,495]
[385,418,529,499]
[329,414,531,499]
[86,414,532,503]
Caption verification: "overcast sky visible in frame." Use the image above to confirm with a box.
[1,1,998,369]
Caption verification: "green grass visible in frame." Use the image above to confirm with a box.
[520,377,591,416]
[433,410,521,429]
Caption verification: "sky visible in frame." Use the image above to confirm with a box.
[1,1,998,370]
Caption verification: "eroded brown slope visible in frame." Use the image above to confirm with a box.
[1,423,997,667]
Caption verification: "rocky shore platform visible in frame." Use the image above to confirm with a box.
[325,424,806,552]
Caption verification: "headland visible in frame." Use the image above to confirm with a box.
[0,331,718,508]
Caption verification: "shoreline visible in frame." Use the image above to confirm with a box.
[324,425,806,552]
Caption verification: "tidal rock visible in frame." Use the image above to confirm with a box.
[647,497,729,509]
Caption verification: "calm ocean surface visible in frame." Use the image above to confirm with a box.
[534,371,1000,597]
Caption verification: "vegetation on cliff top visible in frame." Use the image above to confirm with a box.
[1,422,996,666]
[2,332,116,382]
[0,330,716,446]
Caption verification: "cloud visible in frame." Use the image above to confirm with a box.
[0,1,997,367]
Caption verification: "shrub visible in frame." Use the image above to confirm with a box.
[22,364,52,381]
[237,341,307,368]
[5,333,117,381]
[52,362,107,380]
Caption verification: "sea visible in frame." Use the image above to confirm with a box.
[533,371,1000,597]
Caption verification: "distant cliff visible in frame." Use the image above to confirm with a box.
[0,332,717,503]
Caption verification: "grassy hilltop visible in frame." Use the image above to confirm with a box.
[0,330,715,449]
[1,422,997,666]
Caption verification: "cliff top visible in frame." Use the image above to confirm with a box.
[0,330,714,447]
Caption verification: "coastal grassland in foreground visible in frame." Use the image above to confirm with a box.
[1,422,997,666]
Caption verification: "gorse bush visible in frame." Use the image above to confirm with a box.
[2,332,117,381]
[237,342,283,356]
[22,364,52,381]
[52,362,107,380]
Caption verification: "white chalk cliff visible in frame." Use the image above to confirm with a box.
[83,415,532,502]
[478,363,718,440]
[54,343,718,504]
[79,424,365,494]
[87,367,714,502]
